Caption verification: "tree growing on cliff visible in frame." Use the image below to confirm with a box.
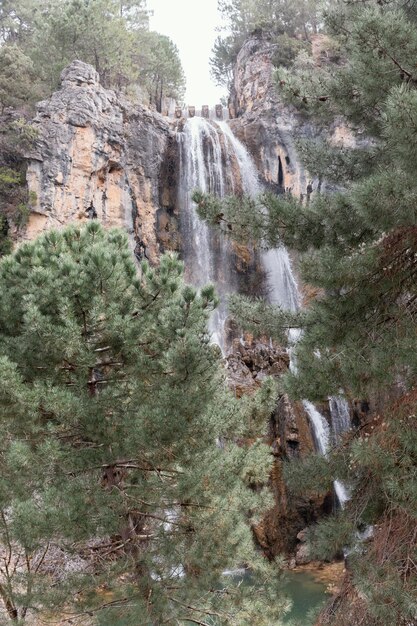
[0,222,287,624]
[0,0,185,106]
[137,31,186,111]
[196,1,417,623]
[210,0,323,87]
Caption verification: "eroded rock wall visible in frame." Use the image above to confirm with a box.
[24,60,177,264]
[228,35,311,198]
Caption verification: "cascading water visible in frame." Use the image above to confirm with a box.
[217,123,352,506]
[178,117,351,504]
[329,396,351,444]
[218,122,300,312]
[329,396,352,508]
[302,401,330,456]
[178,117,236,351]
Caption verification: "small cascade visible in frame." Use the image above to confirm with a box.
[334,479,351,508]
[302,400,330,456]
[329,395,352,508]
[218,122,300,312]
[329,395,351,445]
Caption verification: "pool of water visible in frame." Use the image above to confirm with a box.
[283,571,330,625]
[185,569,330,626]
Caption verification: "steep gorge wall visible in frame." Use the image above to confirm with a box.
[24,60,178,264]
[21,55,328,564]
[227,36,343,561]
[228,35,310,198]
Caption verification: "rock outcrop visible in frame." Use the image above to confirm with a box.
[25,60,176,264]
[225,336,332,559]
[228,34,311,197]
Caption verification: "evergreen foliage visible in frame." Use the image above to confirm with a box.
[0,0,185,107]
[0,223,288,624]
[196,1,417,623]
[210,0,323,89]
[0,117,37,257]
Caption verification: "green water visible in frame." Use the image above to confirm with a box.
[186,570,329,626]
[283,571,330,625]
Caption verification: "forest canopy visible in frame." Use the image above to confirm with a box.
[0,223,285,624]
[0,0,185,110]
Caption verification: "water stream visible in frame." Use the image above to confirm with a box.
[329,396,352,507]
[177,115,343,623]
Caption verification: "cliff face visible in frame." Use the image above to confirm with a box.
[228,35,311,198]
[21,55,328,564]
[25,60,176,264]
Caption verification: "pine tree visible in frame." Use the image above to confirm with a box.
[0,223,289,625]
[210,0,323,88]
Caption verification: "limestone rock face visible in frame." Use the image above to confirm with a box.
[228,34,359,200]
[25,60,175,263]
[228,34,311,198]
[228,39,341,559]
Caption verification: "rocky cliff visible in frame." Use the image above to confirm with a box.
[227,35,346,562]
[228,34,310,197]
[24,60,176,264]
[228,33,356,200]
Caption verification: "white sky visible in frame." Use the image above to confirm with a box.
[147,0,227,105]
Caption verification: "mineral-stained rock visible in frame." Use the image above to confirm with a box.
[225,335,330,558]
[228,33,359,202]
[24,60,176,264]
[228,34,311,198]
[269,395,316,460]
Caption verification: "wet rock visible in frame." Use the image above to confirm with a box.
[226,337,289,397]
[269,395,316,460]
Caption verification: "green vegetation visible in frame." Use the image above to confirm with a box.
[0,0,415,623]
[210,0,323,88]
[196,1,417,624]
[0,222,288,624]
[0,0,186,254]
[0,0,185,107]
[0,117,37,257]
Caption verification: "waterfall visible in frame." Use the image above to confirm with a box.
[178,117,235,351]
[329,396,352,508]
[334,480,351,508]
[218,122,300,312]
[216,122,353,509]
[302,400,330,455]
[329,395,351,444]
[217,124,331,451]
[177,118,351,507]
